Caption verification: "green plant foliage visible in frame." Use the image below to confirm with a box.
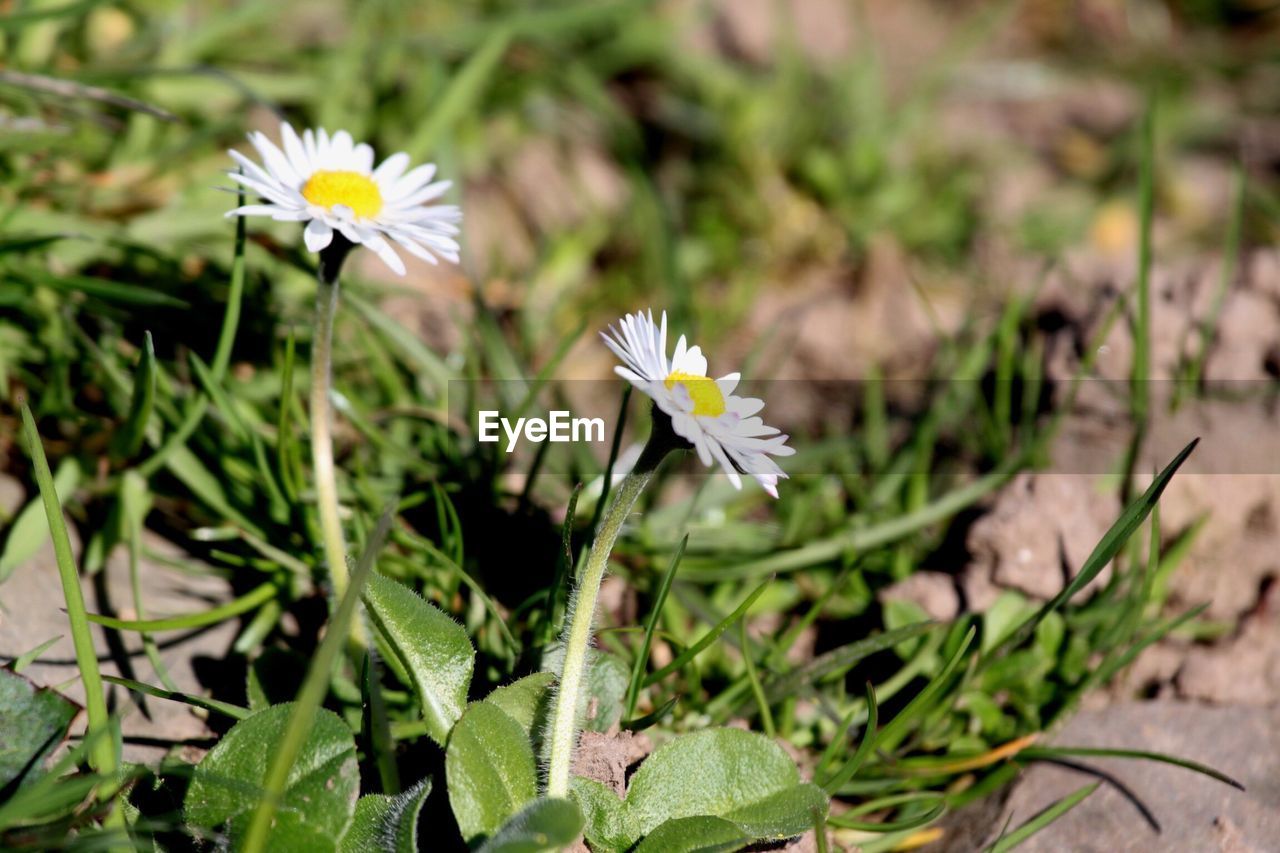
[363,572,475,746]
[485,672,555,735]
[476,797,584,853]
[571,778,636,852]
[632,816,749,853]
[622,728,828,846]
[0,667,78,791]
[0,0,1267,848]
[540,646,630,733]
[0,457,78,583]
[184,704,359,851]
[447,702,539,846]
[339,778,433,853]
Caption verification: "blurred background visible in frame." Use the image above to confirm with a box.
[2,1,1280,850]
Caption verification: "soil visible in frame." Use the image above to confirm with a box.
[0,485,238,764]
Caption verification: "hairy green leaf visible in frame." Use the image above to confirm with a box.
[339,778,432,853]
[185,704,358,851]
[364,572,474,746]
[476,797,583,853]
[571,777,635,853]
[633,816,748,853]
[447,702,538,845]
[625,728,827,844]
[0,667,79,791]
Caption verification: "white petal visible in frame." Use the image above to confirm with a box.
[387,163,438,199]
[373,152,411,186]
[706,439,743,489]
[387,179,451,209]
[227,149,278,190]
[280,122,311,176]
[727,396,764,418]
[226,203,282,218]
[331,130,355,160]
[386,232,441,265]
[678,345,708,377]
[304,218,333,252]
[249,131,300,187]
[353,142,375,173]
[362,233,406,275]
[670,414,705,454]
[716,373,740,395]
[228,170,301,207]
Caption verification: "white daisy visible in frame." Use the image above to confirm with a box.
[602,310,795,497]
[224,121,461,275]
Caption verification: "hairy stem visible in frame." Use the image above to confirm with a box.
[545,414,676,797]
[310,238,363,645]
[545,468,652,797]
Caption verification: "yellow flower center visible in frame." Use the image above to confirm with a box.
[664,370,726,417]
[301,170,382,219]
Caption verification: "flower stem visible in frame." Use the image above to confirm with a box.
[310,238,362,643]
[545,415,677,798]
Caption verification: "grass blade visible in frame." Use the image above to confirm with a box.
[986,783,1099,853]
[1018,746,1243,791]
[102,675,249,721]
[85,581,278,632]
[625,533,686,718]
[112,331,156,460]
[765,621,935,703]
[642,578,770,687]
[241,504,394,853]
[823,681,879,794]
[990,438,1198,658]
[20,404,116,778]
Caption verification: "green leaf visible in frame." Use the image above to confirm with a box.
[571,777,636,853]
[447,702,538,846]
[625,728,827,843]
[883,599,931,658]
[485,672,554,736]
[339,778,432,853]
[363,572,474,746]
[721,783,827,840]
[982,591,1030,654]
[0,667,79,791]
[185,704,359,852]
[633,816,748,853]
[585,651,629,733]
[112,330,156,459]
[0,457,79,583]
[476,797,583,853]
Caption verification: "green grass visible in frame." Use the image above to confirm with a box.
[1,0,1275,850]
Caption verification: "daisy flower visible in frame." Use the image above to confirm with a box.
[225,121,461,275]
[602,310,795,497]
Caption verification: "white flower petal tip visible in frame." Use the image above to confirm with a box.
[224,120,462,274]
[602,309,794,497]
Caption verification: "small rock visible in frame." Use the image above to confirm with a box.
[1177,606,1280,706]
[964,473,1119,605]
[879,571,960,621]
[957,701,1280,852]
